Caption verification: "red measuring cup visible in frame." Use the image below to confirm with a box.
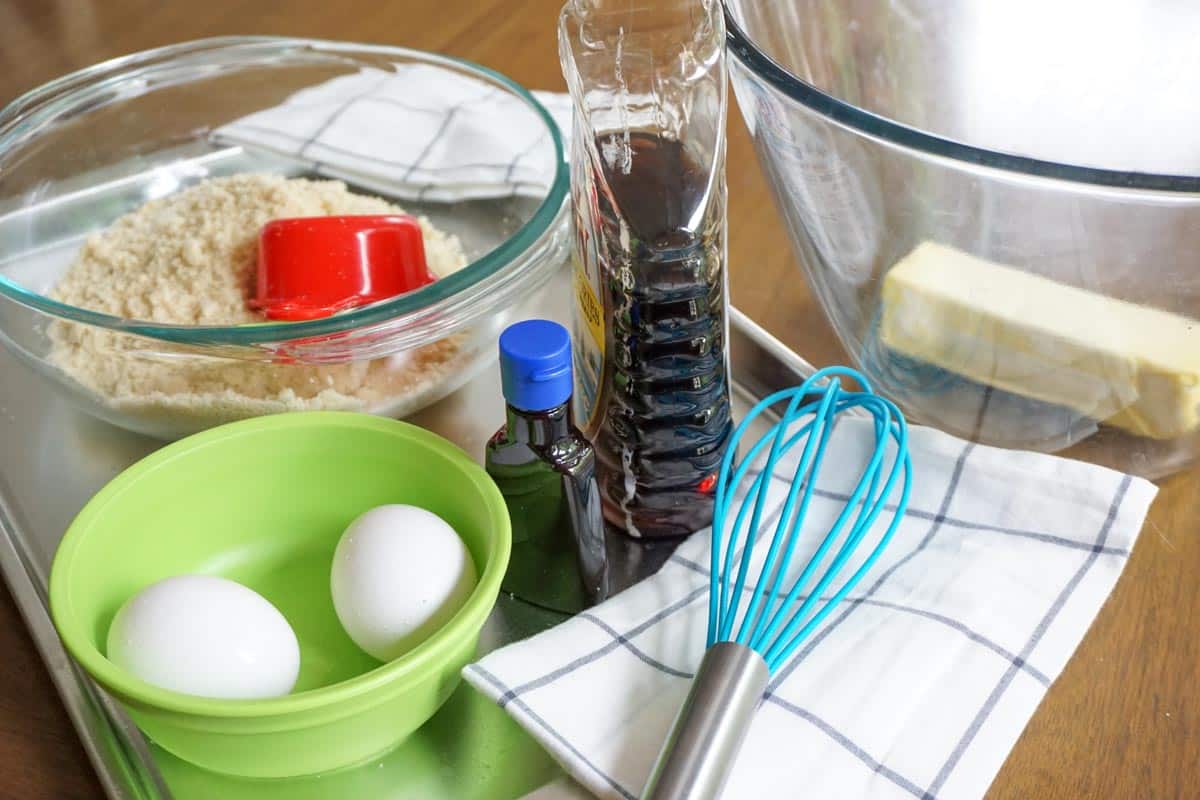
[251,215,435,321]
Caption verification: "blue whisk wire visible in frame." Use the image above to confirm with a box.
[706,366,913,673]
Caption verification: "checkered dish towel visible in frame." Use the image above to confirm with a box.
[214,65,571,202]
[464,418,1157,800]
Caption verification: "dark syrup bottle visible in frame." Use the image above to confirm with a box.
[578,132,732,539]
[560,0,731,540]
[486,320,609,614]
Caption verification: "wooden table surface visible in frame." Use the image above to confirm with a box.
[0,1,1195,798]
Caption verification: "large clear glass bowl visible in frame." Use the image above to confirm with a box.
[726,0,1200,478]
[0,37,568,439]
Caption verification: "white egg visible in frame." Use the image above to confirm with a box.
[331,504,478,662]
[106,575,300,700]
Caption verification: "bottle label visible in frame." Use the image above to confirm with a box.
[567,103,607,434]
[572,249,605,431]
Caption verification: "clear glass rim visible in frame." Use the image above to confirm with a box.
[0,36,569,345]
[723,6,1200,193]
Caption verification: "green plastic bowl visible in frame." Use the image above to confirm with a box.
[49,412,511,779]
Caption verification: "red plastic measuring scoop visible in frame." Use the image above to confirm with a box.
[251,215,435,321]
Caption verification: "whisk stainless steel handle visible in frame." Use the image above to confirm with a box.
[642,642,768,800]
[643,366,912,800]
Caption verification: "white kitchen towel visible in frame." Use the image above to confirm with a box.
[214,65,571,202]
[464,418,1157,800]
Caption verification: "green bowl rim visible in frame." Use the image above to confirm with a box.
[48,411,511,719]
[0,36,569,345]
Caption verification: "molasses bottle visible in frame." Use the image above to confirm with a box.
[559,0,732,538]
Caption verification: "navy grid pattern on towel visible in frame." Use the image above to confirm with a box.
[213,66,572,203]
[464,418,1156,800]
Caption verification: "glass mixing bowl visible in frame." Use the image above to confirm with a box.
[725,0,1200,478]
[0,37,567,439]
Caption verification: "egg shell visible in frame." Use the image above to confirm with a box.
[331,504,478,662]
[106,575,300,700]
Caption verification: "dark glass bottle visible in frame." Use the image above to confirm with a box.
[486,320,609,614]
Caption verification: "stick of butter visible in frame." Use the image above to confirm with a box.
[879,241,1200,440]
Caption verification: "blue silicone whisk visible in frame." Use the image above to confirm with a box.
[642,366,913,800]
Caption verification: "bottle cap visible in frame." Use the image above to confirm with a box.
[499,319,573,412]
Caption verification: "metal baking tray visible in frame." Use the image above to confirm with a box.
[0,262,816,799]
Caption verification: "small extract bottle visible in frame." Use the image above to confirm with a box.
[486,320,609,614]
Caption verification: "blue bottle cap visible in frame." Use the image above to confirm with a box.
[499,319,574,412]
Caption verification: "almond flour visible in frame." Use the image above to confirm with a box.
[47,174,474,435]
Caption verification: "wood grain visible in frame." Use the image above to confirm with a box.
[0,1,1194,798]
